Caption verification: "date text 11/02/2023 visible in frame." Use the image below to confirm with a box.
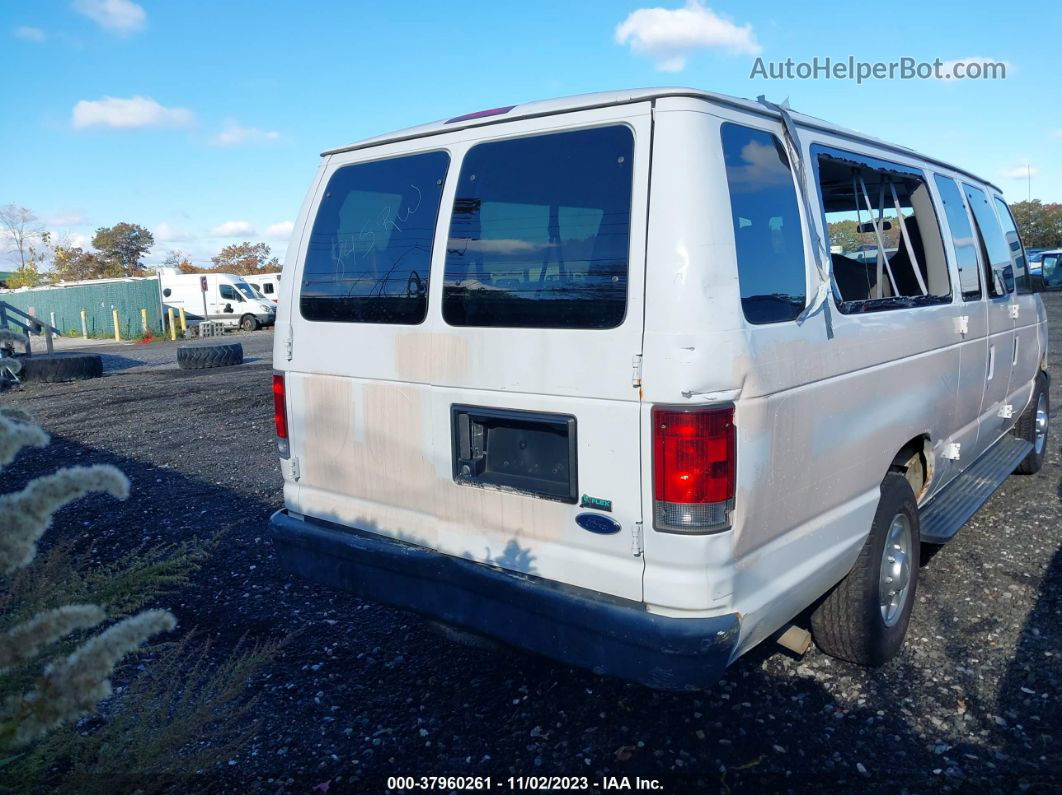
[385,776,665,791]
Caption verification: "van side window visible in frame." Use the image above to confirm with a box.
[932,175,982,301]
[442,126,633,329]
[963,183,1013,297]
[813,146,950,311]
[1043,253,1062,288]
[720,123,806,324]
[300,151,450,324]
[992,196,1030,294]
[263,283,274,294]
[219,284,239,301]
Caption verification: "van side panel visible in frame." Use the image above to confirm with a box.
[640,101,975,654]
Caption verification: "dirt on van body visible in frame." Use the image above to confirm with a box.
[1,306,1060,792]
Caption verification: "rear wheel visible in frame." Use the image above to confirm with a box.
[1013,373,1049,475]
[810,472,920,666]
[240,314,259,332]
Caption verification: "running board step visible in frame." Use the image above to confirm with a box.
[919,436,1031,544]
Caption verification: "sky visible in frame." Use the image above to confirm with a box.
[1,0,1060,268]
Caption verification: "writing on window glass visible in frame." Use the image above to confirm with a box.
[301,151,449,324]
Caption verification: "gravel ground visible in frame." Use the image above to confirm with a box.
[1,303,1059,793]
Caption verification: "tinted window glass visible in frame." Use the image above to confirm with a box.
[263,283,274,294]
[963,183,1012,296]
[993,196,1030,293]
[933,175,981,301]
[442,126,633,329]
[721,123,806,323]
[1043,254,1062,287]
[219,284,238,301]
[301,151,449,324]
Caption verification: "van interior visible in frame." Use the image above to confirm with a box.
[816,153,950,306]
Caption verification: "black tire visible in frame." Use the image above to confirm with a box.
[810,472,920,666]
[1013,372,1049,475]
[240,314,259,332]
[18,352,103,383]
[176,342,243,370]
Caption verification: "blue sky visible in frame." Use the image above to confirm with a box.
[2,0,1060,267]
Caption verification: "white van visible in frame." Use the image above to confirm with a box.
[268,89,1050,689]
[159,271,276,331]
[245,272,282,303]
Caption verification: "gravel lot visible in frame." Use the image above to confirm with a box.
[2,300,1059,793]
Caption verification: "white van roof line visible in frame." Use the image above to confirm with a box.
[321,87,1001,194]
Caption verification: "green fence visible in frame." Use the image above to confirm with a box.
[0,278,164,338]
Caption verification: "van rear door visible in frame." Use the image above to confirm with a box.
[429,106,651,601]
[284,103,650,603]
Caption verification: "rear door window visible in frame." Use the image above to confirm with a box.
[300,150,450,324]
[963,183,1013,296]
[442,125,634,329]
[933,175,981,301]
[720,123,807,324]
[993,196,1030,293]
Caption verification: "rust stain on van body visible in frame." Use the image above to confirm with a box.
[394,332,470,382]
[297,374,568,557]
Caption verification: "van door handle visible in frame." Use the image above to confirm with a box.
[987,345,995,381]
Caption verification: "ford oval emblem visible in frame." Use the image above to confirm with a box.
[576,512,621,535]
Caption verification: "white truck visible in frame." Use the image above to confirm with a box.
[245,272,282,303]
[159,270,276,331]
[267,88,1050,689]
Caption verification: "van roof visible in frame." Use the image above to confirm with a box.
[322,87,1001,194]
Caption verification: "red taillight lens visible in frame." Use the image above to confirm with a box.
[652,406,735,533]
[272,373,289,456]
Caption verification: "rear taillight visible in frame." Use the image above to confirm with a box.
[652,405,735,533]
[273,372,290,458]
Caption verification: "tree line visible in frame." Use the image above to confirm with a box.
[5,199,1062,290]
[0,204,280,289]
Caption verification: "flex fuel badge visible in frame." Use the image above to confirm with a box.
[579,494,612,512]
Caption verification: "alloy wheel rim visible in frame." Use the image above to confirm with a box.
[1034,393,1048,455]
[879,514,913,627]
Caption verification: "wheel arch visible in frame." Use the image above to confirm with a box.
[888,434,933,503]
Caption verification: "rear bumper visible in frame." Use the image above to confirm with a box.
[269,509,739,691]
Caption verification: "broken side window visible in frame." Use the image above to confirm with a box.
[813,146,951,311]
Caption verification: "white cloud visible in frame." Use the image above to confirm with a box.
[212,122,282,147]
[265,220,295,239]
[64,233,91,250]
[154,221,194,242]
[13,26,47,42]
[615,0,760,72]
[1001,164,1036,180]
[211,220,256,237]
[72,95,195,130]
[935,56,1013,81]
[72,0,145,36]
